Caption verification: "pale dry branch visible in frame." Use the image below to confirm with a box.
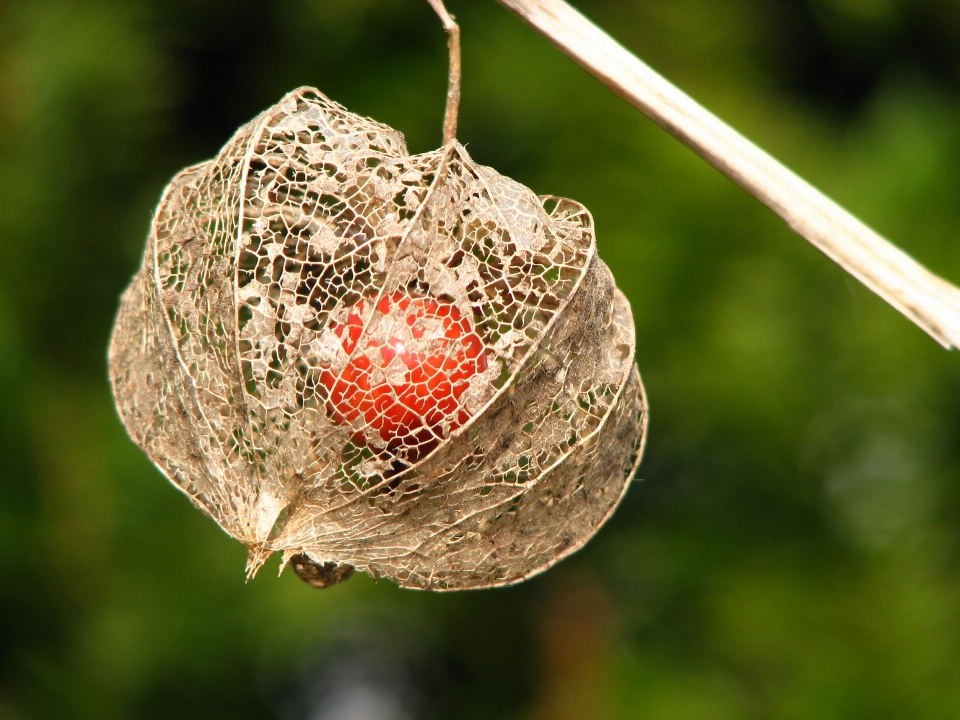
[496,0,960,349]
[428,0,462,144]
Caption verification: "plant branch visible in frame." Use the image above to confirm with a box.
[495,0,960,349]
[428,0,461,144]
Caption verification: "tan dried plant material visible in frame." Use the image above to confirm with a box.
[109,88,647,591]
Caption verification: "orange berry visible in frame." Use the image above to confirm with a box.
[320,291,488,460]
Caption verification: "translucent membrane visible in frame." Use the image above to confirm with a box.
[109,88,647,590]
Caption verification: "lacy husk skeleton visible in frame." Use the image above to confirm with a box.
[108,6,647,589]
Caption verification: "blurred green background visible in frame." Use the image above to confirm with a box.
[4,0,960,717]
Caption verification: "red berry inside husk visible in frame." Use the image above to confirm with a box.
[320,291,488,460]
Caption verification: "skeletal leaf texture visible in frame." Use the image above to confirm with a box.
[109,88,647,591]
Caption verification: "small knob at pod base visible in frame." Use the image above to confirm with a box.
[109,88,648,591]
[290,555,356,589]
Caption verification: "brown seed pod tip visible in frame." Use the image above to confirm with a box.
[291,555,356,589]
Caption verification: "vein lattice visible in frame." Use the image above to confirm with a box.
[109,88,647,591]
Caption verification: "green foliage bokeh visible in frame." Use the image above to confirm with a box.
[3,0,960,718]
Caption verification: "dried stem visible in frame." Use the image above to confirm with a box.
[428,0,461,144]
[496,0,960,349]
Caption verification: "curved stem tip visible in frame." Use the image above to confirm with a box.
[428,0,462,144]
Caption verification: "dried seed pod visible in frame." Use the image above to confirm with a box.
[109,88,647,590]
